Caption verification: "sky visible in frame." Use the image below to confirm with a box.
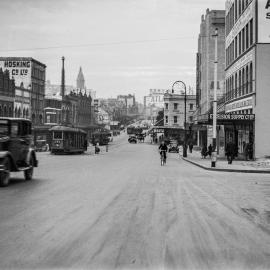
[0,0,225,102]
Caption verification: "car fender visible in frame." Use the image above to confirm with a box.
[26,149,38,167]
[0,151,17,171]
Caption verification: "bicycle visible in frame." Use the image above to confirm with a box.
[160,150,166,166]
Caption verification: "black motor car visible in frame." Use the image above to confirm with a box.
[0,118,38,187]
[128,136,137,143]
[168,140,179,153]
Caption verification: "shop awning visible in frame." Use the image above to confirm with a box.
[196,113,255,125]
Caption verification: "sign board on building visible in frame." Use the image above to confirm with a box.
[225,96,254,112]
[257,0,270,43]
[0,60,32,88]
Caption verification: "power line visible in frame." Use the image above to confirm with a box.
[0,36,196,52]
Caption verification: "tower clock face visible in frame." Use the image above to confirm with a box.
[172,81,185,95]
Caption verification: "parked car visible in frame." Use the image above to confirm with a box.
[168,140,179,153]
[35,139,49,152]
[128,136,137,143]
[0,118,38,187]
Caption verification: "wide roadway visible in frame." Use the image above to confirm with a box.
[0,134,270,270]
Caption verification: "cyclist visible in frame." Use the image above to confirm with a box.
[158,140,168,163]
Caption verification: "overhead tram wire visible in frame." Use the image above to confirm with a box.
[0,36,196,52]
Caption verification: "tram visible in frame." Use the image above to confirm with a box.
[50,126,87,154]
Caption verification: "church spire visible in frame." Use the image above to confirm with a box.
[76,66,85,90]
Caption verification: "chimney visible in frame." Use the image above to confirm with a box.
[61,56,65,97]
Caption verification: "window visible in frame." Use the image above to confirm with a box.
[250,19,253,46]
[165,116,168,123]
[54,131,63,139]
[246,66,249,94]
[242,28,245,52]
[173,116,177,124]
[173,103,178,110]
[246,23,249,49]
[165,103,168,110]
[235,73,238,97]
[10,122,18,136]
[235,35,238,58]
[189,116,193,122]
[189,103,194,111]
[239,32,242,55]
[250,62,253,92]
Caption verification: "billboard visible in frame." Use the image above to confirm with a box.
[0,59,32,88]
[257,0,270,43]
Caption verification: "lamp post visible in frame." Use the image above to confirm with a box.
[172,80,187,157]
[211,28,218,167]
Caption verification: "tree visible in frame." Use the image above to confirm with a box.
[155,109,164,126]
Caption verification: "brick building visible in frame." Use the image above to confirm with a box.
[0,68,15,117]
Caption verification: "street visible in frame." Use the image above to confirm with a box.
[0,134,270,270]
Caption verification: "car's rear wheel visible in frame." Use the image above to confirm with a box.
[24,156,34,181]
[0,157,11,187]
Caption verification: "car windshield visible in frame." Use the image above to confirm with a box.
[0,122,9,137]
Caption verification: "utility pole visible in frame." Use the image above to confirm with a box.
[211,28,218,167]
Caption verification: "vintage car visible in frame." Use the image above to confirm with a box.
[35,139,49,152]
[168,139,180,153]
[0,118,38,187]
[128,136,137,144]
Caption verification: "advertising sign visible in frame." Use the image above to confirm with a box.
[0,60,32,88]
[258,0,270,43]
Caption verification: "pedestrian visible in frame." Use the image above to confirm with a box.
[201,145,207,158]
[247,142,253,160]
[188,142,193,153]
[208,144,213,157]
[225,139,235,164]
[95,142,100,154]
[243,141,248,161]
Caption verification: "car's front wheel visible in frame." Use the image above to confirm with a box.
[24,156,34,181]
[0,157,11,187]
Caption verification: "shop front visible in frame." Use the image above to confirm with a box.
[197,113,255,159]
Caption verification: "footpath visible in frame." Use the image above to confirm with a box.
[182,150,270,174]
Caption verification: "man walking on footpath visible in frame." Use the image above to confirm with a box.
[226,139,235,164]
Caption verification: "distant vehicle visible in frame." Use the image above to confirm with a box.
[35,139,49,152]
[91,131,110,145]
[128,136,137,144]
[50,126,87,154]
[108,132,113,142]
[0,118,38,187]
[168,139,179,153]
[127,126,143,135]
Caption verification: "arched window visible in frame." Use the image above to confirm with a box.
[4,106,7,117]
[39,114,43,124]
[18,108,21,118]
[14,107,18,118]
[250,62,253,92]
[8,106,12,117]
[32,113,36,124]
[239,70,242,96]
[23,108,26,118]
[246,66,249,94]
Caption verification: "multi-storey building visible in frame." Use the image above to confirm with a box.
[0,57,46,125]
[0,69,15,117]
[225,0,270,158]
[195,9,226,147]
[164,93,196,128]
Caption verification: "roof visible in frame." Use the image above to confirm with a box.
[49,125,86,134]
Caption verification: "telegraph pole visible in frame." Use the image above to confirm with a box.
[211,28,218,167]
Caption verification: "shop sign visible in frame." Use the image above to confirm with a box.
[0,60,32,87]
[225,97,253,112]
[258,0,270,43]
[209,113,255,121]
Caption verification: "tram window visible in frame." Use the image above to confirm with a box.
[54,131,63,139]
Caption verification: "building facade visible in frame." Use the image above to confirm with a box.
[0,57,46,125]
[164,93,196,128]
[14,82,30,119]
[0,69,15,117]
[225,0,270,158]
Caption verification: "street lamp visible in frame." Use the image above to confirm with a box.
[172,80,187,157]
